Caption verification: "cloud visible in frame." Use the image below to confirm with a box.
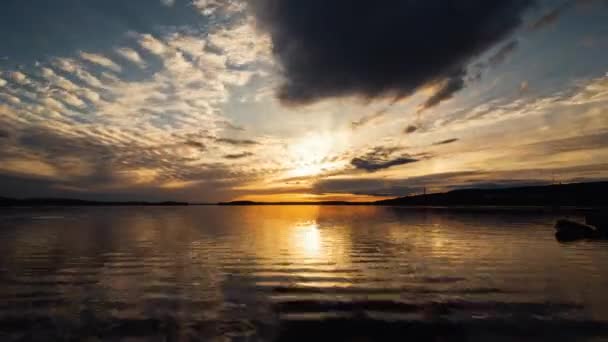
[0,93,21,104]
[433,138,460,146]
[215,137,259,146]
[530,1,573,30]
[183,140,206,149]
[529,0,603,31]
[350,146,419,172]
[351,156,419,172]
[224,152,254,159]
[488,39,519,67]
[135,33,167,56]
[432,74,608,132]
[250,0,533,105]
[404,125,418,134]
[79,52,122,72]
[0,18,272,201]
[160,0,176,6]
[52,58,105,88]
[116,47,146,67]
[522,131,608,155]
[193,0,246,16]
[221,121,246,131]
[351,108,387,129]
[10,71,29,85]
[419,75,466,112]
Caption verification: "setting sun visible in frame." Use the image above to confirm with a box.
[286,133,339,178]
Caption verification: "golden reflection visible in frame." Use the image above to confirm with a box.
[293,221,322,258]
[241,207,352,271]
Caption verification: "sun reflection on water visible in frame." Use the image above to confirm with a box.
[293,221,322,258]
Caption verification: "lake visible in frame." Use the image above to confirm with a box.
[0,206,607,341]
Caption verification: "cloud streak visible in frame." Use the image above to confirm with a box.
[351,109,386,129]
[419,76,466,112]
[350,146,419,172]
[433,138,460,146]
[488,40,519,67]
[224,152,254,159]
[215,138,259,146]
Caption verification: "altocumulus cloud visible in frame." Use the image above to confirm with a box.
[250,0,534,107]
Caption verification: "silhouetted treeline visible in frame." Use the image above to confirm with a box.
[376,182,608,207]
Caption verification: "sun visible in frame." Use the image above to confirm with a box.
[286,133,334,178]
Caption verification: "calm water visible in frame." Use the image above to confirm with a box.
[1,206,607,341]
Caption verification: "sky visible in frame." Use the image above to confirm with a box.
[0,0,607,202]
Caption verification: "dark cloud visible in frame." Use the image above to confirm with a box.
[215,138,259,146]
[224,152,254,159]
[250,0,533,106]
[433,138,460,146]
[419,75,466,112]
[488,40,519,67]
[184,140,206,149]
[352,157,418,172]
[350,146,418,172]
[404,125,418,134]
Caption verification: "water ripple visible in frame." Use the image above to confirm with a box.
[0,206,607,340]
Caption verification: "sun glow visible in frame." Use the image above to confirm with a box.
[286,133,343,178]
[288,163,326,178]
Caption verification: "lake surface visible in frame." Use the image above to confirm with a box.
[0,206,607,341]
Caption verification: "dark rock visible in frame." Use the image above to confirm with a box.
[554,219,598,242]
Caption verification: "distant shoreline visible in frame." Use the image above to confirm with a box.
[219,181,607,209]
[1,181,606,208]
[0,199,193,207]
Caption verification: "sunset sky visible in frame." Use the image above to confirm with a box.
[0,0,607,202]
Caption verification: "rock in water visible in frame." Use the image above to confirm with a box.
[554,219,597,242]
